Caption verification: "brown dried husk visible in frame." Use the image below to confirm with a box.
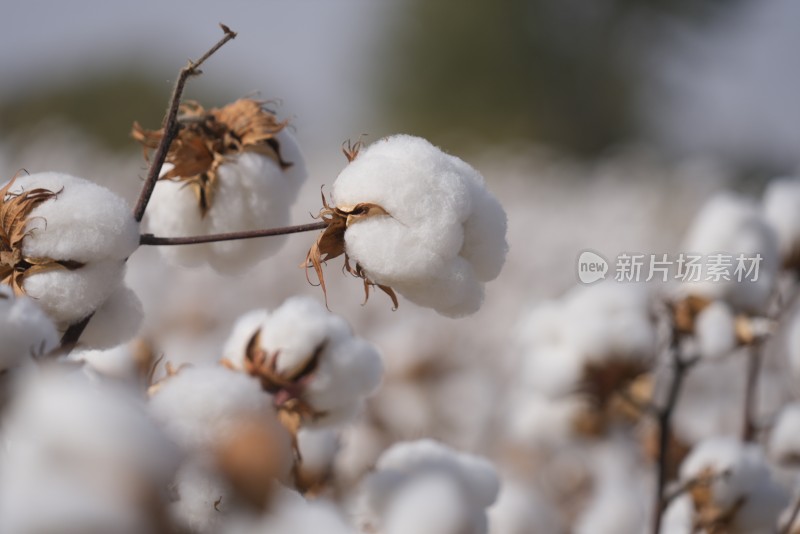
[132,99,292,216]
[0,176,84,296]
[689,467,746,533]
[303,191,398,310]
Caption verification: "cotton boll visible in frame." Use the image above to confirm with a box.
[488,478,564,534]
[3,173,139,327]
[222,308,271,368]
[145,129,307,275]
[680,192,780,314]
[226,297,383,426]
[78,284,143,350]
[382,474,475,534]
[296,428,340,484]
[506,393,586,446]
[0,285,58,367]
[69,342,142,385]
[169,460,234,534]
[331,134,507,317]
[695,301,738,360]
[660,495,694,534]
[227,490,355,534]
[763,177,800,263]
[679,437,788,532]
[148,365,290,462]
[769,403,800,466]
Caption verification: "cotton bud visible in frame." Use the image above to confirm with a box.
[0,172,141,338]
[679,437,788,533]
[222,296,383,427]
[306,134,507,317]
[769,402,800,466]
[680,192,780,314]
[0,285,59,368]
[763,177,800,268]
[357,439,499,534]
[135,99,307,274]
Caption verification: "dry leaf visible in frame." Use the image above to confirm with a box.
[0,176,83,296]
[303,190,398,310]
[132,98,292,216]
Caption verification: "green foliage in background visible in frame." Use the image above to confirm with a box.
[379,0,741,155]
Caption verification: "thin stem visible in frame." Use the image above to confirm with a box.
[139,221,327,246]
[50,313,95,357]
[652,329,696,534]
[132,24,237,223]
[741,342,764,442]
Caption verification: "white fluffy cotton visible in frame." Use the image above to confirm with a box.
[0,285,59,367]
[681,192,780,314]
[679,437,788,532]
[695,301,738,360]
[358,439,499,534]
[223,296,383,425]
[6,172,140,327]
[769,402,800,466]
[146,131,307,274]
[331,134,508,317]
[514,282,656,397]
[763,177,800,263]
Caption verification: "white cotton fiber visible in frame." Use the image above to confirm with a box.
[763,177,800,262]
[146,130,307,275]
[0,285,59,367]
[769,402,800,465]
[331,135,508,317]
[78,284,143,350]
[695,301,738,360]
[681,192,780,313]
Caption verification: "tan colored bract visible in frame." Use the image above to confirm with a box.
[132,98,292,216]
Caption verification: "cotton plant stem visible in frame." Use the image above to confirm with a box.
[741,342,764,442]
[52,313,94,356]
[132,24,237,223]
[652,328,696,534]
[139,221,327,246]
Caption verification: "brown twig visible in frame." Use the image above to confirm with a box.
[49,313,95,357]
[139,221,327,246]
[741,341,764,442]
[132,23,237,223]
[653,326,698,534]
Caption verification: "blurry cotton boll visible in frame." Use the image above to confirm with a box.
[769,402,800,466]
[357,439,499,534]
[679,437,789,533]
[0,368,179,532]
[295,427,340,494]
[3,172,139,326]
[488,477,564,534]
[223,296,383,426]
[763,177,800,267]
[680,192,780,314]
[328,134,507,317]
[226,489,355,534]
[141,100,308,275]
[77,284,144,350]
[694,301,738,360]
[0,285,58,368]
[68,340,149,387]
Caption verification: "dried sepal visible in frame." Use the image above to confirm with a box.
[303,190,398,310]
[132,98,291,216]
[342,136,366,162]
[0,176,83,296]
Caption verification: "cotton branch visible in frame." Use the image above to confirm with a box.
[652,321,698,534]
[132,23,237,223]
[139,221,327,246]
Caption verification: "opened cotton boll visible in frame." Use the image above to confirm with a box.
[222,296,383,427]
[357,439,499,534]
[769,403,800,466]
[138,99,307,275]
[309,134,507,317]
[226,489,356,534]
[679,192,780,314]
[295,428,340,494]
[0,285,59,369]
[763,177,800,268]
[1,172,140,329]
[488,477,564,534]
[694,301,738,360]
[678,437,788,533]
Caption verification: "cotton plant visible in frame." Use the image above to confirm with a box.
[305,134,508,317]
[221,296,384,429]
[0,172,142,347]
[355,439,499,534]
[134,99,308,274]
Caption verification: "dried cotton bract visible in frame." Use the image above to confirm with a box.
[307,134,508,317]
[0,172,141,336]
[222,296,383,427]
[136,99,307,274]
